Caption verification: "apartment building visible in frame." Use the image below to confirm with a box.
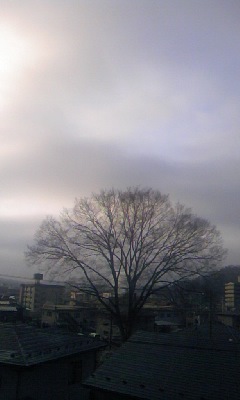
[225,277,240,311]
[19,275,65,315]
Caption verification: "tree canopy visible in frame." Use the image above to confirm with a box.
[26,187,226,340]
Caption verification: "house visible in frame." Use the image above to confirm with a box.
[0,304,18,322]
[0,298,24,323]
[41,304,83,331]
[69,290,96,305]
[41,303,98,333]
[217,311,240,329]
[0,322,106,400]
[85,324,240,399]
[152,304,184,332]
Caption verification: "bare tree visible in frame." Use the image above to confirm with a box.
[26,188,226,340]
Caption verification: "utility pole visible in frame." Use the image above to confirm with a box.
[109,311,113,349]
[209,291,213,339]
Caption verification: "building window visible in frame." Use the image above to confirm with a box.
[47,311,52,317]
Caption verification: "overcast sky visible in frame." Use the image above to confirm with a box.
[0,0,240,278]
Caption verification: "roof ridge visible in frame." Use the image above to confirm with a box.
[14,326,29,366]
[0,324,107,366]
[129,338,240,353]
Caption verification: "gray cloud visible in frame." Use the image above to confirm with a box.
[0,1,240,276]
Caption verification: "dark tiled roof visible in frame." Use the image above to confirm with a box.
[0,323,106,366]
[85,325,240,400]
[131,323,240,350]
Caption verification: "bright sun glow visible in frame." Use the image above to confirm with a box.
[0,25,37,107]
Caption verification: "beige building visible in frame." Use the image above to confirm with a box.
[70,290,96,304]
[225,278,240,311]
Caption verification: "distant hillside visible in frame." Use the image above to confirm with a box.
[188,265,240,299]
[0,277,22,288]
[158,265,240,307]
[216,265,240,283]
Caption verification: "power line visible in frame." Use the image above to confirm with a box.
[0,273,34,281]
[0,273,64,285]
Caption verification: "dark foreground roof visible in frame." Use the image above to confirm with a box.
[85,325,240,400]
[0,323,106,367]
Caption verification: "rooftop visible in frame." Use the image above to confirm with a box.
[42,304,83,311]
[0,323,106,367]
[85,324,240,400]
[20,281,65,288]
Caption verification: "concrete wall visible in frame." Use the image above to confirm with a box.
[89,389,131,400]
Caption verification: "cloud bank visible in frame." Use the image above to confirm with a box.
[0,0,239,276]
